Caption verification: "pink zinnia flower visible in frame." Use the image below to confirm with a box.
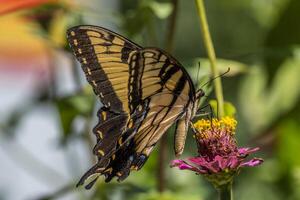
[171,117,263,188]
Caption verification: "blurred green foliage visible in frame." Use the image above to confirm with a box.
[56,88,94,143]
[210,100,236,117]
[1,0,300,200]
[264,0,300,79]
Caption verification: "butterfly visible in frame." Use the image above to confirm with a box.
[67,25,205,189]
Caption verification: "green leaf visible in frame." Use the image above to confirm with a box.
[121,0,171,39]
[148,1,173,19]
[264,0,300,78]
[185,57,248,92]
[224,102,237,117]
[55,92,94,143]
[239,54,300,133]
[277,118,300,171]
[191,58,249,77]
[209,100,236,117]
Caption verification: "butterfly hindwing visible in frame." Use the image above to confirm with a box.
[79,100,150,186]
[92,107,128,160]
[129,48,195,159]
[75,107,128,188]
[98,48,195,178]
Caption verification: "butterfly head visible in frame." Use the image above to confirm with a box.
[190,89,205,118]
[196,89,205,100]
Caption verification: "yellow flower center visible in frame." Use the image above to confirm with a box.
[194,117,237,135]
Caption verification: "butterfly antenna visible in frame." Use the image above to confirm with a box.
[196,62,201,87]
[200,67,231,89]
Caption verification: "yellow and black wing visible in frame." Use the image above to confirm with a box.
[67,25,141,113]
[67,26,196,188]
[126,47,195,161]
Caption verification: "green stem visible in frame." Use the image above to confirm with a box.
[194,0,225,118]
[157,0,179,193]
[218,183,233,200]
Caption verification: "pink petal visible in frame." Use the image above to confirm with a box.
[188,157,213,173]
[171,160,196,171]
[171,159,206,173]
[171,159,185,166]
[215,155,227,169]
[208,162,220,173]
[240,158,264,167]
[188,157,206,165]
[227,156,240,169]
[171,160,192,170]
[238,147,260,155]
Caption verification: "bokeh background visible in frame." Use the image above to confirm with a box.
[1,0,300,200]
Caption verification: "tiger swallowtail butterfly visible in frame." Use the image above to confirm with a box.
[67,25,205,189]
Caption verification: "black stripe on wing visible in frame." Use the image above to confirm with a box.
[77,99,150,187]
[67,26,197,187]
[127,48,195,110]
[111,48,196,173]
[67,25,141,112]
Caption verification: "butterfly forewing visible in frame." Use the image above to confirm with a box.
[67,25,196,187]
[67,25,141,112]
